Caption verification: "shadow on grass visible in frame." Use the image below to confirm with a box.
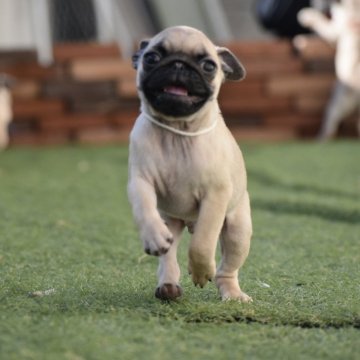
[27,287,360,330]
[251,198,359,224]
[248,169,359,201]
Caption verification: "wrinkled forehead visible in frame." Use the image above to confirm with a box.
[148,26,218,58]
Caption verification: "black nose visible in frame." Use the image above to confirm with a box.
[173,61,185,70]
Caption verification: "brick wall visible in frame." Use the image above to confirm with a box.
[222,37,356,139]
[1,37,357,146]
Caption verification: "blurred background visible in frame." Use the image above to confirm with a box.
[0,0,358,147]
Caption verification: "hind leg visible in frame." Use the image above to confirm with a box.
[216,192,252,302]
[357,106,360,137]
[155,216,185,301]
[0,120,10,149]
[319,82,358,140]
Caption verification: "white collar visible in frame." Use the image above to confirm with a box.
[143,112,218,137]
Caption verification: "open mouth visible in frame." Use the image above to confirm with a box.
[144,82,209,116]
[163,85,189,97]
[161,84,205,103]
[142,66,213,116]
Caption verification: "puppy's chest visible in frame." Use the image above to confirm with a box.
[149,138,214,218]
[154,146,204,197]
[156,175,203,221]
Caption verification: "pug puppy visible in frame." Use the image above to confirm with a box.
[128,26,252,302]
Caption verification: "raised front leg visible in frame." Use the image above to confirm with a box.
[188,190,230,288]
[128,176,173,256]
[156,216,185,301]
[216,191,252,302]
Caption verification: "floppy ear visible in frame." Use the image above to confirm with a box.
[132,39,150,70]
[217,47,246,81]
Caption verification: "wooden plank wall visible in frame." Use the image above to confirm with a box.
[0,37,356,146]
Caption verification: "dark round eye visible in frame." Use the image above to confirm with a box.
[144,52,161,66]
[201,60,217,73]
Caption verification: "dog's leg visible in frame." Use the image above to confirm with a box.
[155,217,185,301]
[0,125,9,149]
[357,105,360,137]
[128,177,174,256]
[216,191,252,302]
[319,82,358,140]
[188,191,230,288]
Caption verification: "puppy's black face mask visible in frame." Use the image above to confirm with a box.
[139,46,216,117]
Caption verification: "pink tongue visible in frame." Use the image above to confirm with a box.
[164,86,188,96]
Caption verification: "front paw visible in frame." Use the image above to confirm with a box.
[155,284,183,301]
[141,221,174,256]
[188,258,216,288]
[297,8,323,27]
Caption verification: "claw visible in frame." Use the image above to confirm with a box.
[159,247,169,255]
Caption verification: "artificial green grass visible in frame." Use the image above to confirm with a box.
[0,141,359,359]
